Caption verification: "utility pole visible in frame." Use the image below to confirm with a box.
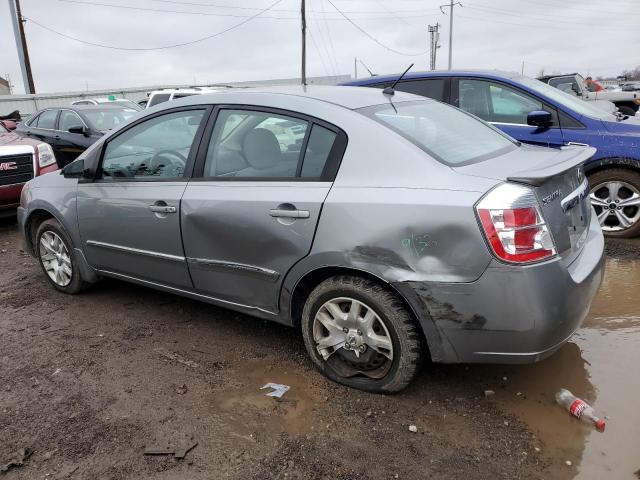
[354,57,357,79]
[301,0,306,85]
[8,0,35,94]
[440,1,461,70]
[521,60,525,75]
[428,24,440,71]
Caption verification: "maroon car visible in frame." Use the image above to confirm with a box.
[0,121,59,217]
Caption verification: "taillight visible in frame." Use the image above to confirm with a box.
[36,143,56,169]
[476,183,556,264]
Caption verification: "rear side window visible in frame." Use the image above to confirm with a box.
[301,125,337,177]
[147,93,171,107]
[359,100,517,166]
[35,110,58,129]
[395,79,446,101]
[203,109,308,178]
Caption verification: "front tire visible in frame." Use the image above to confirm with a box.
[301,275,423,393]
[35,219,88,294]
[589,168,640,238]
[617,105,636,117]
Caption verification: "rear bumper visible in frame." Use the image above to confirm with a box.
[397,211,605,364]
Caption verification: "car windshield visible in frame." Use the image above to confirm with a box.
[518,76,618,121]
[359,100,517,166]
[83,108,138,132]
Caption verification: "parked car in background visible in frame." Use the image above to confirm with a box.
[15,105,138,167]
[146,86,232,109]
[18,86,603,392]
[71,96,143,111]
[538,73,640,116]
[346,70,640,237]
[621,81,640,92]
[0,120,58,217]
[1,119,17,131]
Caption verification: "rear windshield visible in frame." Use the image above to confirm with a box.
[358,100,517,166]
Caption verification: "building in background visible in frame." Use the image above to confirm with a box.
[0,74,350,117]
[0,77,10,95]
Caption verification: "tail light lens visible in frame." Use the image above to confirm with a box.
[476,183,556,264]
[36,143,57,169]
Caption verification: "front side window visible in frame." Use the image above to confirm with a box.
[35,110,58,129]
[101,109,205,180]
[58,111,84,132]
[203,109,309,178]
[458,79,546,125]
[359,100,517,166]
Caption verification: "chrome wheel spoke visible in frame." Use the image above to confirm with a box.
[614,209,632,228]
[366,332,393,359]
[588,193,608,207]
[38,230,72,287]
[607,182,622,202]
[619,193,640,207]
[596,208,610,226]
[325,302,345,323]
[346,299,362,326]
[359,310,376,332]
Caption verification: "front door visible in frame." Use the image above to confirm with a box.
[56,110,89,167]
[77,107,208,288]
[453,78,565,148]
[181,107,345,312]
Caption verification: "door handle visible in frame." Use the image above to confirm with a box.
[149,204,177,213]
[269,208,310,219]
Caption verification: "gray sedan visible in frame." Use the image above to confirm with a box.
[17,86,604,393]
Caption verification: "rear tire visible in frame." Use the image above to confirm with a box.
[588,168,640,238]
[35,219,89,294]
[301,275,423,393]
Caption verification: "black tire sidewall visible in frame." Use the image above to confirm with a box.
[35,219,85,294]
[589,168,640,238]
[301,277,420,393]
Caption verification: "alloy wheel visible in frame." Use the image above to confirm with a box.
[589,181,640,233]
[313,297,394,379]
[39,231,72,287]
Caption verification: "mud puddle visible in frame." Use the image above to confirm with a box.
[466,257,640,479]
[211,361,323,437]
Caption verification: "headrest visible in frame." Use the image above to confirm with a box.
[242,128,281,169]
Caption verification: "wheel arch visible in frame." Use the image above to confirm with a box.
[585,157,640,177]
[23,208,57,255]
[286,265,457,363]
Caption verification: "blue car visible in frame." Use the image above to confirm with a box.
[345,70,640,237]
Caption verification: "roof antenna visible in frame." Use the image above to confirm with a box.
[383,63,414,96]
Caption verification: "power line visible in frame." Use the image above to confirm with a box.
[23,0,286,51]
[455,12,638,32]
[324,0,428,57]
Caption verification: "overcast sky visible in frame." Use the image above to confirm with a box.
[1,0,638,94]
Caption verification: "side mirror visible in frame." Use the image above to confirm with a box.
[527,110,553,128]
[61,159,93,179]
[68,125,89,136]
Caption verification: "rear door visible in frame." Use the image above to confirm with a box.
[452,78,565,148]
[77,106,209,288]
[181,106,346,313]
[25,109,59,144]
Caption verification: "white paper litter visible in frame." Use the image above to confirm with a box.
[261,383,290,398]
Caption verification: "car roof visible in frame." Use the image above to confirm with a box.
[537,73,579,81]
[343,69,531,86]
[175,85,425,110]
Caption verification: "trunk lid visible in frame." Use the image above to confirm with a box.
[455,144,595,263]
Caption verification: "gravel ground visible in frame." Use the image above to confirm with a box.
[1,216,618,480]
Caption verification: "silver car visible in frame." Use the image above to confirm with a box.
[17,86,604,393]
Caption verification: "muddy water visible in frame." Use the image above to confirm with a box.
[211,361,323,437]
[472,257,640,479]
